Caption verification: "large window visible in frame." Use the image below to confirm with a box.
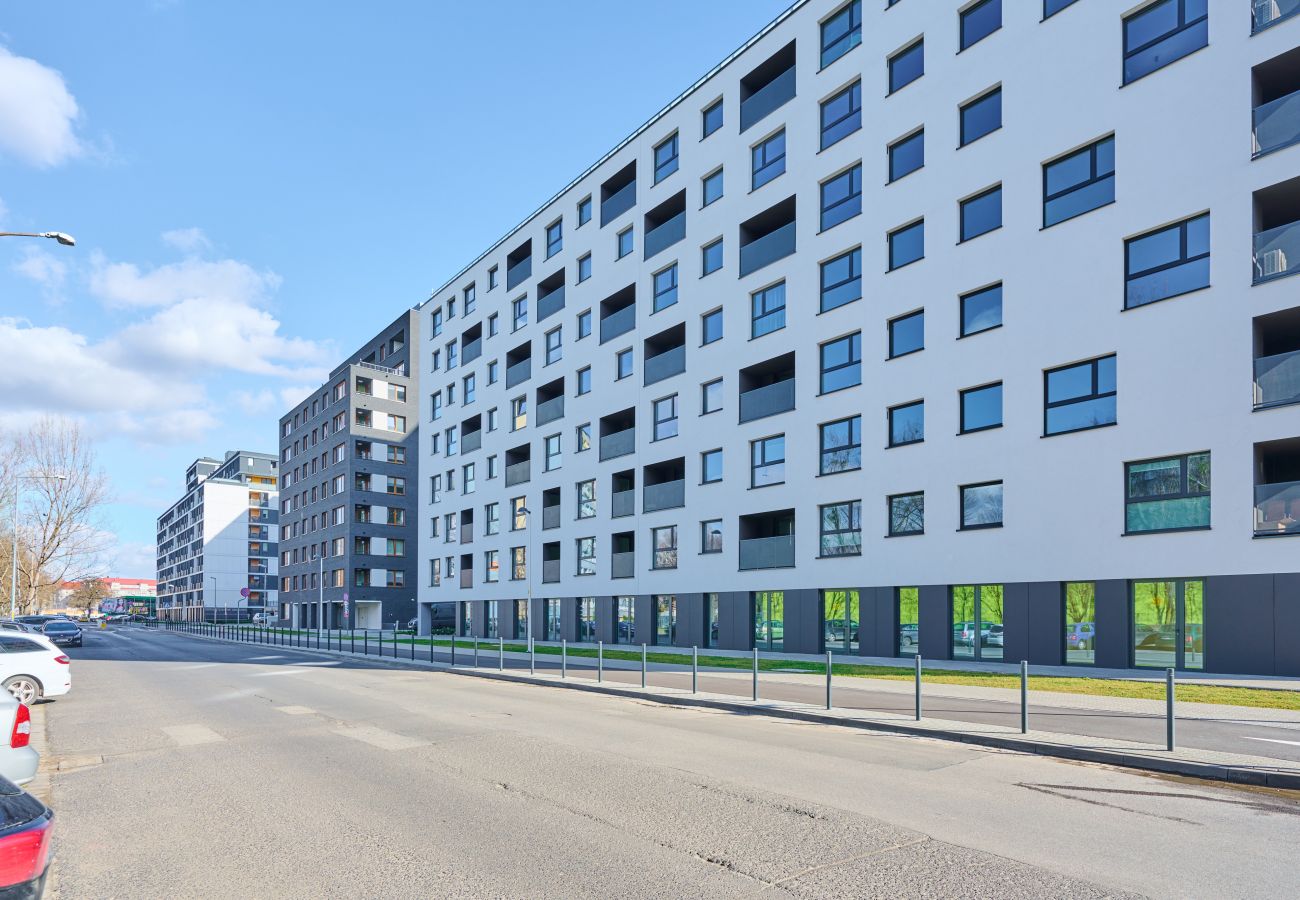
[1064,582,1096,665]
[820,164,862,231]
[960,383,1003,433]
[897,587,920,656]
[821,0,862,68]
[959,87,1001,146]
[1133,579,1204,670]
[820,248,862,312]
[888,39,924,94]
[752,130,786,190]
[652,264,678,313]
[820,332,862,394]
[820,82,862,150]
[1125,452,1210,534]
[545,598,561,642]
[701,448,723,484]
[1043,136,1115,227]
[820,416,861,474]
[701,519,723,554]
[961,481,1004,529]
[617,596,635,644]
[889,129,924,182]
[889,220,924,270]
[751,282,787,338]
[819,501,862,557]
[960,283,1002,337]
[579,598,597,640]
[751,435,786,487]
[952,584,1004,660]
[960,0,1001,50]
[652,526,678,570]
[888,400,924,447]
[823,589,860,652]
[652,395,679,441]
[754,591,784,651]
[1045,355,1116,435]
[888,492,924,536]
[960,185,1002,242]
[889,310,924,358]
[577,479,596,519]
[576,539,597,576]
[1123,0,1208,85]
[1124,213,1210,309]
[653,132,679,183]
[655,596,677,645]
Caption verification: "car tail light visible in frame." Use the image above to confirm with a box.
[53,656,69,665]
[0,815,52,889]
[9,705,30,749]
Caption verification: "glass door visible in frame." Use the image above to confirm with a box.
[515,600,528,639]
[822,589,860,652]
[1133,580,1204,669]
[486,601,499,639]
[754,591,784,651]
[952,586,976,659]
[952,585,1002,660]
[706,594,719,648]
[897,587,920,656]
[617,596,635,643]
[655,595,676,645]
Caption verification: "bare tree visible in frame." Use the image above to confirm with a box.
[5,418,112,615]
[67,577,110,614]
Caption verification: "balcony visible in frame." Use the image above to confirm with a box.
[600,427,635,461]
[462,338,482,365]
[1256,349,1300,409]
[643,479,684,513]
[506,240,532,291]
[612,490,634,518]
[611,552,635,579]
[740,42,796,133]
[537,395,564,426]
[739,535,795,570]
[460,570,473,589]
[506,358,532,389]
[739,378,796,424]
[538,284,566,322]
[740,221,796,278]
[600,302,636,344]
[1256,480,1300,535]
[543,560,561,584]
[601,163,638,227]
[1257,89,1300,159]
[1254,0,1300,33]
[543,506,561,530]
[505,460,531,487]
[463,430,482,455]
[643,344,685,387]
[640,211,684,261]
[460,526,473,545]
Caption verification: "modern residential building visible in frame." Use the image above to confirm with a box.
[416,0,1300,675]
[276,311,420,630]
[156,452,279,622]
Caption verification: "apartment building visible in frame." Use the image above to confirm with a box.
[156,452,279,622]
[416,0,1300,675]
[276,311,420,630]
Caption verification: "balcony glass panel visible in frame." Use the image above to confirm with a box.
[504,460,531,487]
[643,479,685,513]
[1254,349,1300,408]
[542,506,560,530]
[506,358,532,388]
[612,551,635,578]
[740,66,796,132]
[1254,88,1300,158]
[506,257,532,291]
[537,396,565,426]
[1126,496,1210,533]
[538,286,566,322]
[1254,220,1300,283]
[461,430,481,454]
[601,181,637,226]
[644,212,686,260]
[543,560,561,583]
[600,304,636,343]
[462,338,482,364]
[644,345,685,386]
[739,222,796,278]
[1255,480,1300,535]
[600,428,636,461]
[739,534,795,570]
[612,490,635,518]
[739,379,796,423]
[460,570,473,589]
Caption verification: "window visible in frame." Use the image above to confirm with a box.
[463,374,475,405]
[654,132,679,183]
[577,366,592,395]
[701,378,723,414]
[617,596,636,642]
[702,238,724,276]
[821,0,862,68]
[820,164,862,231]
[577,309,591,339]
[1123,0,1208,85]
[511,547,526,581]
[488,313,499,337]
[653,395,679,440]
[577,480,597,519]
[1045,355,1117,435]
[544,434,561,471]
[820,247,861,313]
[653,265,678,313]
[820,81,861,150]
[960,0,1001,51]
[512,295,528,330]
[897,587,920,655]
[512,496,527,530]
[960,283,1003,337]
[960,185,1002,241]
[751,435,786,487]
[701,519,723,553]
[701,308,723,345]
[819,501,861,557]
[485,502,499,535]
[386,476,406,495]
[487,407,499,432]
[546,219,563,258]
[1125,452,1210,533]
[1125,213,1210,309]
[960,383,1003,433]
[820,332,862,393]
[617,226,634,258]
[1064,582,1095,665]
[577,253,592,283]
[576,537,596,575]
[577,195,592,227]
[545,327,562,365]
[888,129,924,182]
[820,416,861,474]
[961,481,1004,529]
[889,492,924,536]
[702,168,724,207]
[576,422,591,452]
[1044,136,1115,227]
[889,310,924,358]
[616,348,633,380]
[700,448,723,484]
[652,526,678,569]
[889,220,924,270]
[702,99,724,138]
[888,39,924,94]
[487,455,498,479]
[752,130,786,190]
[1045,0,1080,17]
[960,87,1001,146]
[463,463,475,494]
[488,265,498,290]
[485,549,499,583]
[889,400,924,447]
[751,282,786,338]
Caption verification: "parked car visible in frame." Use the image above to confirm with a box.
[0,693,37,787]
[985,624,1005,648]
[0,774,53,898]
[12,617,58,629]
[0,635,71,705]
[251,613,274,626]
[898,624,919,651]
[1066,622,1096,650]
[0,623,36,635]
[40,621,82,649]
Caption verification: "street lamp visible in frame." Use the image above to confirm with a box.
[206,576,216,626]
[518,507,533,640]
[0,231,76,246]
[10,473,68,620]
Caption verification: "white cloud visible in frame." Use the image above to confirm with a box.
[233,389,277,415]
[160,227,211,254]
[107,540,156,580]
[0,46,84,167]
[89,253,281,309]
[12,247,68,300]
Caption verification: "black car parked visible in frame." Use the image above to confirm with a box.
[39,622,82,648]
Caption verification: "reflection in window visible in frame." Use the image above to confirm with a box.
[823,589,860,652]
[1126,452,1210,533]
[960,283,1002,337]
[1043,136,1115,227]
[1045,355,1117,435]
[1064,582,1096,665]
[897,587,920,656]
[754,591,784,651]
[1123,0,1208,85]
[820,416,861,474]
[1125,214,1209,309]
[889,492,924,536]
[961,481,1003,529]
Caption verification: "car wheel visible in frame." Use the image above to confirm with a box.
[3,676,42,705]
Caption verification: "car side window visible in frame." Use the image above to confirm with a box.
[0,636,40,653]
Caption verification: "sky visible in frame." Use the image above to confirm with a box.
[0,0,794,578]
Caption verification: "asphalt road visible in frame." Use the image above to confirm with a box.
[40,626,1300,898]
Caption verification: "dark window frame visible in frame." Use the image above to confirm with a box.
[702,237,724,276]
[1124,213,1210,309]
[888,491,925,537]
[751,281,787,338]
[960,0,1002,51]
[888,38,924,94]
[819,415,862,475]
[888,128,925,182]
[702,99,724,139]
[1043,136,1115,228]
[818,499,862,557]
[820,163,863,231]
[750,434,787,488]
[888,219,925,270]
[888,400,925,448]
[819,331,863,394]
[888,309,924,359]
[1124,451,1211,536]
[821,0,863,69]
[1122,0,1208,86]
[960,184,1003,242]
[752,129,787,190]
[820,247,862,313]
[1044,354,1117,437]
[653,132,680,184]
[959,480,1004,530]
[959,283,1003,338]
[959,86,1002,147]
[960,382,1003,434]
[820,81,862,150]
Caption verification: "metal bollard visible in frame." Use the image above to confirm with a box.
[498,636,504,672]
[450,636,455,667]
[914,654,922,721]
[692,646,698,694]
[473,637,479,667]
[561,640,568,678]
[826,650,833,711]
[529,637,535,675]
[598,641,603,683]
[364,631,368,656]
[1166,668,1176,751]
[641,644,647,688]
[752,648,759,702]
[411,632,415,661]
[351,628,355,654]
[1020,660,1029,734]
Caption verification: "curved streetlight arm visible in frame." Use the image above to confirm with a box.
[0,232,76,246]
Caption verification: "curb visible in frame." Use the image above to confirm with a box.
[162,629,1300,791]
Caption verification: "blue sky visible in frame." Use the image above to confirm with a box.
[0,0,793,576]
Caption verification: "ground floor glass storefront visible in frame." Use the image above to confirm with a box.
[952,585,1004,661]
[753,591,784,651]
[822,589,859,652]
[1133,580,1204,670]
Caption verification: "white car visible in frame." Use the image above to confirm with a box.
[251,613,274,625]
[0,634,70,705]
[0,693,37,786]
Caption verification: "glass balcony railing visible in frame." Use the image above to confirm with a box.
[506,358,532,388]
[611,551,635,579]
[643,479,685,513]
[1254,0,1300,32]
[462,338,482,365]
[600,428,635,461]
[739,221,796,277]
[739,378,796,423]
[543,506,560,530]
[505,460,531,487]
[1253,220,1300,283]
[740,66,796,132]
[739,534,795,570]
[644,345,685,386]
[506,256,532,291]
[601,181,637,226]
[600,304,636,344]
[1255,88,1300,158]
[538,286,565,322]
[537,396,565,426]
[460,525,473,544]
[644,211,686,260]
[612,490,635,518]
[543,560,561,584]
[460,570,473,589]
[1254,348,1300,409]
[461,430,482,453]
[1255,480,1300,535]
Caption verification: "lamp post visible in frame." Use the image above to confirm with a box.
[518,507,533,642]
[206,576,215,626]
[0,231,76,246]
[9,473,67,620]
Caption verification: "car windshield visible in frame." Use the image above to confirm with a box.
[44,623,78,632]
